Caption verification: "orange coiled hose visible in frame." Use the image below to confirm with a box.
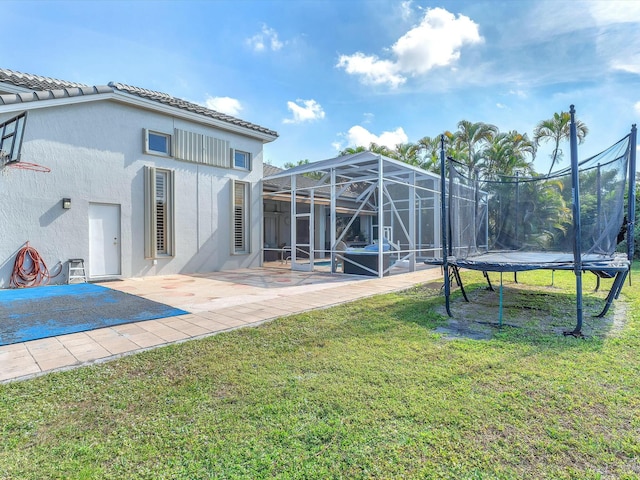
[10,242,55,288]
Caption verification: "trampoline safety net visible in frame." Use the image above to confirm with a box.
[447,133,632,270]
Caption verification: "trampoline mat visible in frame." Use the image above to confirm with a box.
[0,283,188,346]
[450,251,630,273]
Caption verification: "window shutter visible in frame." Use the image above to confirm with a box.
[173,128,230,167]
[144,165,157,259]
[156,172,167,254]
[144,166,175,259]
[234,182,246,252]
[168,169,176,256]
[143,129,150,155]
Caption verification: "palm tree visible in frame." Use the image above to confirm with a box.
[368,142,396,158]
[394,142,420,166]
[480,131,535,180]
[339,143,396,158]
[533,111,588,176]
[416,136,441,173]
[440,130,467,168]
[452,120,498,180]
[339,145,367,156]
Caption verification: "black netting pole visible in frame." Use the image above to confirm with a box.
[448,162,454,257]
[596,164,601,237]
[474,168,479,253]
[515,171,520,246]
[628,125,637,263]
[568,105,584,336]
[440,135,451,317]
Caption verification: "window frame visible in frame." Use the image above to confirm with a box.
[0,111,27,164]
[232,180,250,255]
[144,129,172,157]
[233,149,251,171]
[144,166,175,259]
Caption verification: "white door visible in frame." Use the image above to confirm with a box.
[89,203,121,277]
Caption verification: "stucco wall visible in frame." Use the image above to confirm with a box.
[0,100,266,287]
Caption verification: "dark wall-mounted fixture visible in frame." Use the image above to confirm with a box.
[62,198,71,209]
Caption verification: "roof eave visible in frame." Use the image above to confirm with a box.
[111,91,278,143]
[0,89,278,143]
[0,89,116,113]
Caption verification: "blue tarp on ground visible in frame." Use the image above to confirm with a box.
[0,283,188,346]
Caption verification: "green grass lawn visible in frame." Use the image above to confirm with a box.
[1,267,640,479]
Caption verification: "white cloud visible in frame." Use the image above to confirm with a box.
[509,89,528,98]
[204,96,242,116]
[246,24,283,52]
[345,125,408,150]
[336,52,405,88]
[336,7,483,88]
[588,1,640,26]
[393,8,483,74]
[331,141,343,151]
[496,103,507,109]
[399,0,414,21]
[283,99,325,124]
[634,101,640,115]
[612,60,640,75]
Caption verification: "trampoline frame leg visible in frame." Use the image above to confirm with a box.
[483,271,494,291]
[451,265,469,302]
[563,271,584,338]
[499,272,503,328]
[596,270,628,318]
[444,265,452,317]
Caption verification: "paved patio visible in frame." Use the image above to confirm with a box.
[0,267,442,383]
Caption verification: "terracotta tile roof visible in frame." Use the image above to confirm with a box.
[0,68,89,90]
[0,68,277,138]
[109,81,277,137]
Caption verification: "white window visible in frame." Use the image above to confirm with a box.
[233,181,250,254]
[144,166,175,258]
[144,129,172,156]
[233,150,251,170]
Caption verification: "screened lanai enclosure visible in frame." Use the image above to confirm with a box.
[263,152,442,277]
[436,106,637,336]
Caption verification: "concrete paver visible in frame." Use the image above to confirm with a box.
[0,266,441,383]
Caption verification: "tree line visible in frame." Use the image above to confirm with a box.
[337,111,589,180]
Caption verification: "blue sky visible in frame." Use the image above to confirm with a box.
[4,0,640,172]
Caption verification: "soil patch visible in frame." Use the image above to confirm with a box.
[433,282,627,340]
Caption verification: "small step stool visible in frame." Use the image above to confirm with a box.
[67,258,87,284]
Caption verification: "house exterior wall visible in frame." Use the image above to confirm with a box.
[0,100,265,287]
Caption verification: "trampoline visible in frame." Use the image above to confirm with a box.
[430,106,637,336]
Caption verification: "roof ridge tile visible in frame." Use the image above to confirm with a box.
[0,68,278,138]
[0,68,89,89]
[109,80,277,137]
